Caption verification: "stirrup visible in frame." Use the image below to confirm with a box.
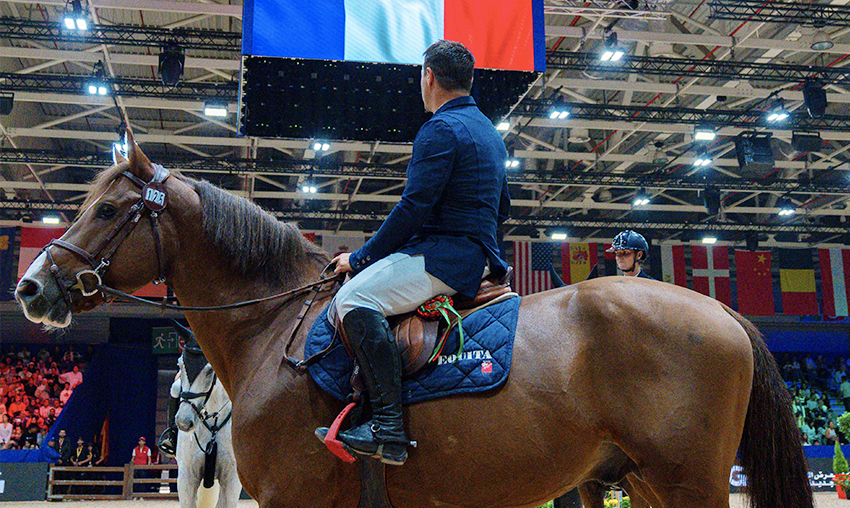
[315,402,358,463]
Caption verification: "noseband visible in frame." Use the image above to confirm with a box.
[44,165,171,305]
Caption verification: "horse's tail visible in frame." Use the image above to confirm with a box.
[721,303,813,508]
[196,480,220,508]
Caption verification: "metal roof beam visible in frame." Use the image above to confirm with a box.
[2,0,243,18]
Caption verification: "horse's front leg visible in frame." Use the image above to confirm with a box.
[215,459,243,508]
[177,469,200,508]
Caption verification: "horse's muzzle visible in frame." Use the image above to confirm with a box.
[16,255,73,328]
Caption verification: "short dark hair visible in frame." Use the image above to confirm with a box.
[423,40,475,92]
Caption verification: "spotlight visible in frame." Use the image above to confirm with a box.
[496,120,511,132]
[301,184,317,194]
[632,188,650,207]
[0,92,14,115]
[63,0,88,32]
[312,141,330,152]
[693,125,716,142]
[811,28,834,51]
[651,141,668,165]
[792,131,822,153]
[693,147,712,167]
[204,100,228,117]
[701,235,718,245]
[42,216,60,225]
[803,79,827,119]
[600,31,624,62]
[84,61,108,96]
[505,148,521,169]
[551,232,567,241]
[548,98,569,120]
[158,43,185,87]
[703,186,721,215]
[766,99,789,123]
[777,198,796,216]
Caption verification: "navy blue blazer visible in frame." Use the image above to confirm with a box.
[348,96,511,298]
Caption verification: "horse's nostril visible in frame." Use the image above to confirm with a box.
[17,279,42,298]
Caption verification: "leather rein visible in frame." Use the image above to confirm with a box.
[43,164,345,372]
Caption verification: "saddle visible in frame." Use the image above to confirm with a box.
[387,267,513,377]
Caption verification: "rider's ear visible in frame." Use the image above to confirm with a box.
[126,129,155,180]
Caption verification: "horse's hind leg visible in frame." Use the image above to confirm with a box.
[577,481,605,508]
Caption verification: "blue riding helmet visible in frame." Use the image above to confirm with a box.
[606,230,649,259]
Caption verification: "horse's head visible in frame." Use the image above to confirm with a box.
[174,323,217,433]
[15,133,184,328]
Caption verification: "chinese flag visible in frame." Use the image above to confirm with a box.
[735,250,774,316]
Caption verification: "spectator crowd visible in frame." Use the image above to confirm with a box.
[0,344,94,450]
[779,353,850,446]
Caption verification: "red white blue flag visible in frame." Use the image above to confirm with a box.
[512,241,553,296]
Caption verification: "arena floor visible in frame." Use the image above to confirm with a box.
[1,493,847,508]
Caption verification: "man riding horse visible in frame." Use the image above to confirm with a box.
[316,39,511,466]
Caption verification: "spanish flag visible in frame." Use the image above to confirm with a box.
[560,243,598,284]
[779,249,818,315]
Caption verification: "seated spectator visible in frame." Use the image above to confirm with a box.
[34,379,50,400]
[8,395,25,416]
[825,420,839,445]
[799,417,817,444]
[0,396,7,416]
[0,414,11,444]
[59,383,73,405]
[60,366,83,389]
[62,346,81,367]
[38,399,51,418]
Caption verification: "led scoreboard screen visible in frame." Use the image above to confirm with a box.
[240,0,544,142]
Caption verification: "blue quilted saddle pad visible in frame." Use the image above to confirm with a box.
[305,295,520,405]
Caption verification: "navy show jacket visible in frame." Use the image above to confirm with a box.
[348,95,511,298]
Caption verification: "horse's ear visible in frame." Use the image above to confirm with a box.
[126,129,154,180]
[112,144,128,166]
[171,320,194,341]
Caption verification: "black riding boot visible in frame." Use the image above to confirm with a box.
[158,394,179,457]
[319,308,410,465]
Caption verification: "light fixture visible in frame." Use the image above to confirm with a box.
[0,92,13,115]
[84,61,108,96]
[693,147,712,167]
[701,235,718,245]
[811,28,834,51]
[777,198,796,216]
[204,100,228,117]
[63,0,88,32]
[703,186,721,215]
[548,98,569,120]
[505,148,521,169]
[600,30,624,62]
[496,120,510,132]
[312,141,330,152]
[803,79,827,119]
[693,125,716,142]
[651,141,668,165]
[301,180,318,194]
[551,232,567,241]
[42,216,60,225]
[766,99,789,123]
[158,43,185,87]
[792,131,822,153]
[632,188,650,207]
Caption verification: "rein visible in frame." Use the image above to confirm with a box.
[180,371,232,455]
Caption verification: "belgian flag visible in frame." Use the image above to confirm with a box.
[779,249,818,315]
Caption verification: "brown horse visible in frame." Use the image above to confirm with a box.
[16,138,812,508]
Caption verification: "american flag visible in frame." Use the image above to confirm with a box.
[513,242,554,296]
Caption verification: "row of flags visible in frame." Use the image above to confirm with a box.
[512,241,850,318]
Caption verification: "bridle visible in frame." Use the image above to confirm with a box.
[44,164,171,307]
[179,345,232,454]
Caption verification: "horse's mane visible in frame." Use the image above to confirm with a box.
[83,163,329,288]
[193,179,328,287]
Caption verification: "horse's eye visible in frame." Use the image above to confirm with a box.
[96,204,116,219]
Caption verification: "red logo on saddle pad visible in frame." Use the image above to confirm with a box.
[481,361,492,374]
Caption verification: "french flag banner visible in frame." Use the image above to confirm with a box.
[243,0,545,72]
[819,248,850,317]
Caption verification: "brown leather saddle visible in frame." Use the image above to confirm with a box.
[389,266,514,376]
